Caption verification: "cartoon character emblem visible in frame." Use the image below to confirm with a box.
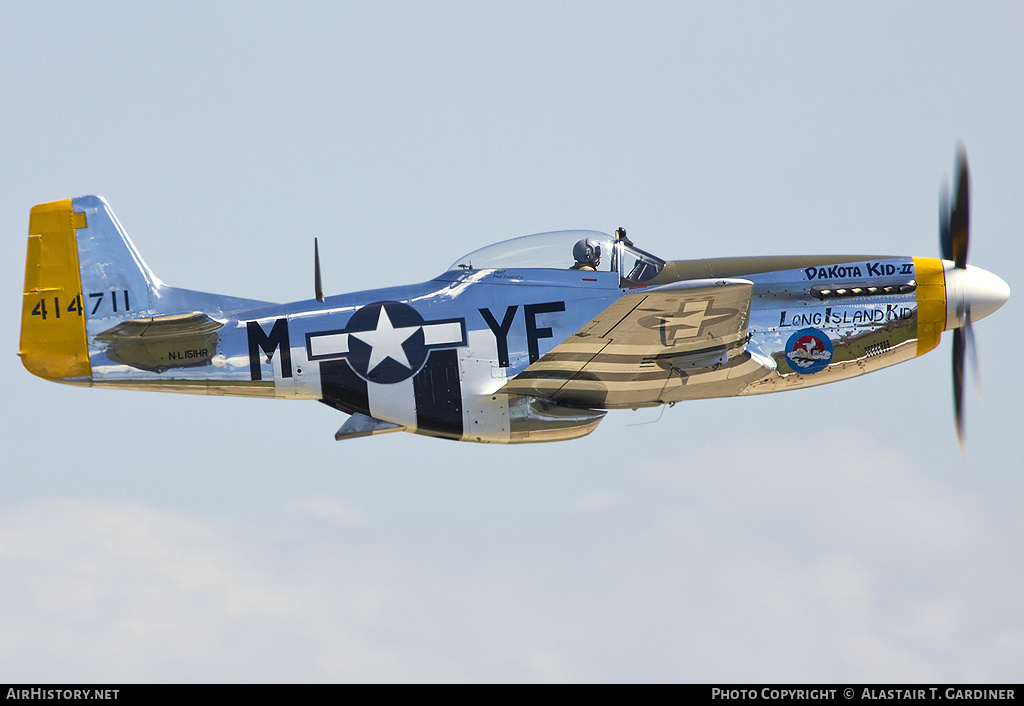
[306,301,466,384]
[785,327,833,374]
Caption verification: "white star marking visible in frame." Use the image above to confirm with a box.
[660,300,711,339]
[350,307,421,372]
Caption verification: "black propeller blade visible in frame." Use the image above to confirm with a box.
[939,181,951,261]
[952,319,969,450]
[950,146,970,269]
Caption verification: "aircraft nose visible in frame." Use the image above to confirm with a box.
[944,263,1011,329]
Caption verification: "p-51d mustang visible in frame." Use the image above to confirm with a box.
[20,152,1008,446]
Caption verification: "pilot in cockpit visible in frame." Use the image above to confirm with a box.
[570,238,601,271]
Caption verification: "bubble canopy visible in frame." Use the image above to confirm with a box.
[448,230,665,282]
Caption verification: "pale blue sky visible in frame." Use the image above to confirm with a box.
[2,1,1022,681]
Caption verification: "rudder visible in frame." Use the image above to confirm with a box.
[20,199,91,380]
[20,196,164,381]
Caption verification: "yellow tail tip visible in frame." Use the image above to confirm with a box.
[20,199,91,380]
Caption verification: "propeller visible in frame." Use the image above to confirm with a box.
[939,146,975,450]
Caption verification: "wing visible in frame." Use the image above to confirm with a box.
[500,278,755,409]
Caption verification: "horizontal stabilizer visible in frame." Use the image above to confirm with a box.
[335,413,407,441]
[95,312,224,339]
[94,312,224,373]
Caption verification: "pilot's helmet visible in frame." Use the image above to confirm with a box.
[573,238,601,266]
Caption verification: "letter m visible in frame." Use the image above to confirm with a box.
[247,318,292,380]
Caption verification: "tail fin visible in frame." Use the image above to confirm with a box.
[20,196,164,381]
